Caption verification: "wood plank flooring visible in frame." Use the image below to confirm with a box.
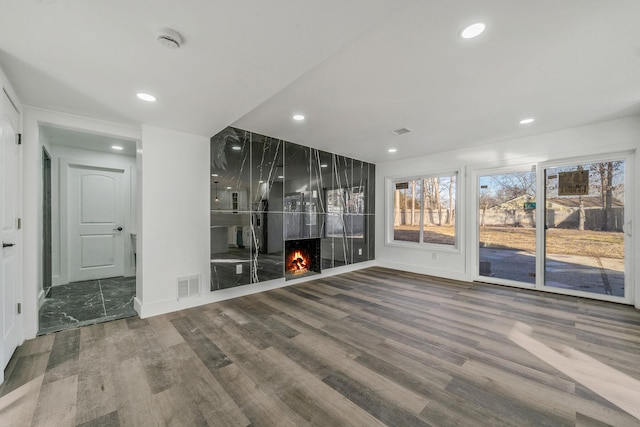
[2,267,640,426]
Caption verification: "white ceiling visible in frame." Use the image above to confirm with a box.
[2,0,639,164]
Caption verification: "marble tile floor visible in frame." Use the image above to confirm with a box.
[38,276,137,335]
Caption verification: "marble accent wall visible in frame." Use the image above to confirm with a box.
[210,127,375,291]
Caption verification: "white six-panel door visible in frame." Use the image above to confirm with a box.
[67,164,125,282]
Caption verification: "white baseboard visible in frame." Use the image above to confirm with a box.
[135,260,378,319]
[37,289,46,310]
[377,259,469,283]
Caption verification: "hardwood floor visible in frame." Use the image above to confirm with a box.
[1,267,639,426]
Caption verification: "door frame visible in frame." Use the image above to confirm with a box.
[42,147,52,300]
[536,151,635,305]
[59,158,132,285]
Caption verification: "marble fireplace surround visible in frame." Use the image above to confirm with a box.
[210,127,375,291]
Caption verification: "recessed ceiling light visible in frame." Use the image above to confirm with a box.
[259,180,264,183]
[320,164,328,168]
[226,186,232,190]
[136,93,156,102]
[231,145,241,151]
[519,118,535,124]
[211,173,218,177]
[293,114,305,121]
[460,23,486,39]
[278,175,285,179]
[111,145,123,150]
[388,148,397,153]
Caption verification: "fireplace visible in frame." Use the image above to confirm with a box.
[285,238,321,280]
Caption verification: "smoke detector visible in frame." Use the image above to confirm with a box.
[155,28,183,49]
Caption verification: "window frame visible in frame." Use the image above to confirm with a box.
[386,169,461,252]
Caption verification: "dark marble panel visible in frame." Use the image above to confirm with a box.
[333,154,352,192]
[284,141,310,196]
[210,127,375,286]
[367,163,376,216]
[210,247,251,290]
[252,212,284,283]
[310,149,333,215]
[211,127,251,212]
[251,134,284,211]
[367,213,375,261]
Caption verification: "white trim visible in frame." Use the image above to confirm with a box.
[136,260,377,319]
[377,259,468,282]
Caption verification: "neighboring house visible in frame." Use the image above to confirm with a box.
[487,194,536,211]
[545,196,624,231]
[545,196,624,210]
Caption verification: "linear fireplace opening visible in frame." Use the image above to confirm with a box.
[285,238,321,280]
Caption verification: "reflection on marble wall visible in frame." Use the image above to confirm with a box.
[210,127,375,291]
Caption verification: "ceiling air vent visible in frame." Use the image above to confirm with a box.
[390,127,412,136]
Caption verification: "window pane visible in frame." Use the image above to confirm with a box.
[478,171,536,283]
[423,175,456,246]
[393,180,421,242]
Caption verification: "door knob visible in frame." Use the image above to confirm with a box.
[113,227,123,231]
[2,242,15,248]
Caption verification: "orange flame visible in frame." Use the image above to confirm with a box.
[288,250,309,273]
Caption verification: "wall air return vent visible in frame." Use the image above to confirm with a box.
[390,127,412,136]
[177,274,201,300]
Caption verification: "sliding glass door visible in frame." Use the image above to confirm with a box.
[477,169,537,286]
[475,153,633,304]
[542,158,628,299]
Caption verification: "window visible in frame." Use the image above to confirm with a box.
[390,172,457,247]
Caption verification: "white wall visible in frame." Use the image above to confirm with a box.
[135,125,210,316]
[375,115,640,309]
[46,144,136,285]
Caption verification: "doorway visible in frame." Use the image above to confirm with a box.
[38,125,138,334]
